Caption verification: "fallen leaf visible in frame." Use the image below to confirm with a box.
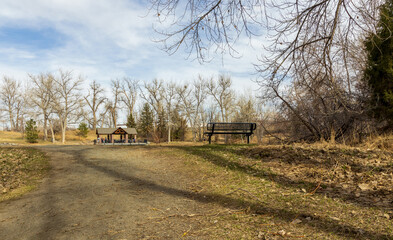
[358,183,371,191]
[291,219,302,224]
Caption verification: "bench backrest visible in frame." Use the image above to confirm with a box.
[206,122,256,134]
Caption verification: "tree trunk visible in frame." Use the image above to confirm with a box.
[93,114,97,132]
[329,125,336,144]
[43,114,48,141]
[61,120,67,144]
[8,108,14,130]
[49,122,56,143]
[168,124,171,143]
[256,122,264,145]
[113,115,117,128]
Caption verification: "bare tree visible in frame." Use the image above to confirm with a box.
[163,82,177,142]
[51,70,83,143]
[192,77,208,140]
[29,73,54,141]
[176,83,194,138]
[176,76,207,141]
[140,79,166,141]
[84,80,107,131]
[108,79,122,128]
[120,78,139,116]
[0,77,21,131]
[150,0,266,60]
[140,79,164,116]
[234,92,257,122]
[14,92,26,132]
[207,75,234,143]
[98,106,111,128]
[151,0,383,141]
[47,112,57,143]
[207,75,234,122]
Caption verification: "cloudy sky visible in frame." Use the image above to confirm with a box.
[0,0,263,90]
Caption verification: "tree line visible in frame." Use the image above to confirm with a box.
[0,72,263,143]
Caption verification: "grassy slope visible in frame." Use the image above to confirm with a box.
[0,147,50,202]
[160,144,393,239]
[0,130,97,145]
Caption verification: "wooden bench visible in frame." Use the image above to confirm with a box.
[204,122,257,144]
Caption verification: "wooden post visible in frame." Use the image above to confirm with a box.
[111,134,114,143]
[125,134,128,143]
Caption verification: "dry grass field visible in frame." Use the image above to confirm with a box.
[0,130,97,145]
[0,130,392,239]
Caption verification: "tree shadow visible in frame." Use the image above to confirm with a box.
[171,145,393,210]
[60,146,392,240]
[230,145,393,175]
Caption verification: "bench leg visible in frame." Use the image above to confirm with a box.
[208,135,212,144]
[247,135,250,144]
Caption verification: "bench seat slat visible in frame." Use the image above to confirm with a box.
[204,122,257,144]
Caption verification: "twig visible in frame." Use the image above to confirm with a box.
[148,213,204,221]
[304,182,321,197]
[182,225,192,238]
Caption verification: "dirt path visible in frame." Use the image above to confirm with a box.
[0,145,217,239]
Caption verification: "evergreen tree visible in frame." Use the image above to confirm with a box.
[363,0,393,123]
[171,107,187,141]
[156,108,167,141]
[126,112,136,128]
[77,122,89,138]
[139,103,154,137]
[25,119,39,143]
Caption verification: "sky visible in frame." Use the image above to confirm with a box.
[0,0,264,92]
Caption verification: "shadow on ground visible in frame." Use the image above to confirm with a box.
[50,146,393,240]
[172,145,393,210]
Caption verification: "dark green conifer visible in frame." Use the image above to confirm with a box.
[25,119,39,143]
[363,0,393,123]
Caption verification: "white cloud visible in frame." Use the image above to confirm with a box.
[0,0,263,96]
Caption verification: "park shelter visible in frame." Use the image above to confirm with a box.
[96,127,137,143]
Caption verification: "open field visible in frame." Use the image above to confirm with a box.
[0,143,392,239]
[0,130,97,145]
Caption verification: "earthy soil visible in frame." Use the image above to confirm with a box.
[0,145,221,239]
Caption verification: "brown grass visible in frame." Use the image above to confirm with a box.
[0,130,97,145]
[154,143,393,239]
[0,147,50,202]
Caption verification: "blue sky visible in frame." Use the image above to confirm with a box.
[0,0,263,91]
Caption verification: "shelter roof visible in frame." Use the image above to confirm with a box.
[96,127,137,135]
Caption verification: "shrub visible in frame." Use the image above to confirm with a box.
[77,122,89,139]
[25,119,39,143]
